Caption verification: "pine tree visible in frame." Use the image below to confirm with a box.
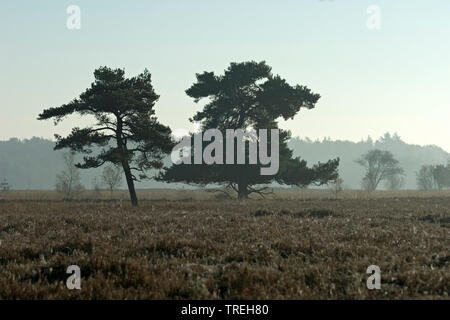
[159,61,339,199]
[39,67,174,206]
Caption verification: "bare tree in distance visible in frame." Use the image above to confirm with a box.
[416,163,450,190]
[356,149,404,192]
[56,151,84,199]
[416,165,437,190]
[92,177,103,194]
[102,165,123,194]
[327,176,343,199]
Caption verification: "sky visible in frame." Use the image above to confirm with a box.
[1,0,450,152]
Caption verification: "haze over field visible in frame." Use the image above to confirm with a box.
[1,1,450,151]
[1,133,448,190]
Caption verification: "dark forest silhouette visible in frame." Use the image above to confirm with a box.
[1,133,449,191]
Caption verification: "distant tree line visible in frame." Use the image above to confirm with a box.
[355,148,450,192]
[2,133,449,192]
[289,132,449,191]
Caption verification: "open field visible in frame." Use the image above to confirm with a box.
[2,188,450,201]
[0,190,449,299]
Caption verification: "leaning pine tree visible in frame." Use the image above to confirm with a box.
[159,61,339,199]
[38,67,174,206]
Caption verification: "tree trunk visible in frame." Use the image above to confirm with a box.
[122,162,138,206]
[237,182,249,200]
[116,117,138,206]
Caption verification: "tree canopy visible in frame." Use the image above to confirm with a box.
[38,67,174,205]
[159,61,339,198]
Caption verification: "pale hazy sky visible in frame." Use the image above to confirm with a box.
[1,0,450,152]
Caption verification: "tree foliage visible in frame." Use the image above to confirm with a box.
[159,61,339,198]
[38,67,174,206]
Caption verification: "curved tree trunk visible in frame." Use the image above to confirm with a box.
[122,161,138,206]
[117,117,138,206]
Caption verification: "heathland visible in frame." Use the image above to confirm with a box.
[0,189,448,299]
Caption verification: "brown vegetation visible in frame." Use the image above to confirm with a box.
[0,190,448,299]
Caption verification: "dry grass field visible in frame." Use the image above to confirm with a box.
[0,189,449,299]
